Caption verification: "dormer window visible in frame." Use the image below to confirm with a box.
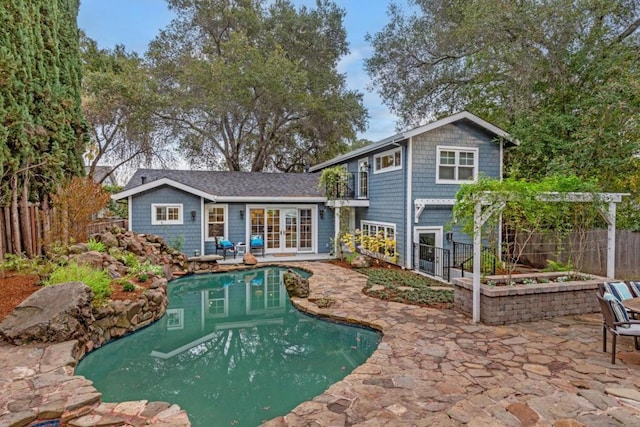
[374,147,402,174]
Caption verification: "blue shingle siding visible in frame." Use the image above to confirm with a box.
[410,122,502,258]
[411,122,501,201]
[354,144,408,265]
[318,204,334,253]
[131,185,202,256]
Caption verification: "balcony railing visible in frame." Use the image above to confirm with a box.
[324,172,369,200]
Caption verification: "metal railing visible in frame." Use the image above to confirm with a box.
[324,172,368,200]
[414,243,450,282]
[452,241,496,277]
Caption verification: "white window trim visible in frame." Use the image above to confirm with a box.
[151,203,183,225]
[360,220,396,238]
[204,203,228,242]
[373,147,402,174]
[436,146,479,184]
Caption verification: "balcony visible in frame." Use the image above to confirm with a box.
[323,172,369,207]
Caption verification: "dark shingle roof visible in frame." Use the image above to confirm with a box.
[124,169,323,198]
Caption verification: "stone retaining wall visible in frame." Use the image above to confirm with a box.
[453,272,605,325]
[84,277,168,356]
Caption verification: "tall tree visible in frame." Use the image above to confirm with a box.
[0,0,87,254]
[147,0,367,172]
[366,0,640,197]
[81,35,174,183]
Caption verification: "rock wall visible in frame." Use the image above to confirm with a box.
[0,276,168,358]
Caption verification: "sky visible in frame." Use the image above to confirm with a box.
[77,0,414,143]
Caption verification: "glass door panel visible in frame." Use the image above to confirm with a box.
[266,209,280,250]
[299,209,312,251]
[283,209,297,249]
[250,209,265,239]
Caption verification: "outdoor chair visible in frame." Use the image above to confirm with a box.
[595,291,640,364]
[250,235,264,257]
[215,236,236,260]
[627,281,640,298]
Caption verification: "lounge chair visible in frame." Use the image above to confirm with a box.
[215,237,236,260]
[595,291,640,364]
[250,235,264,257]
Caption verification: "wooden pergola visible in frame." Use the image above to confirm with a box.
[470,192,628,323]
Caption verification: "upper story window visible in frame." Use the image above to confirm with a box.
[436,146,478,183]
[374,147,402,174]
[152,204,183,225]
[206,204,227,241]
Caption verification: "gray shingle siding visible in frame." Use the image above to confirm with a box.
[131,185,202,256]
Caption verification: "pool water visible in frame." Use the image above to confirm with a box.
[76,267,380,426]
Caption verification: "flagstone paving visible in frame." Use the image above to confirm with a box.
[1,261,640,426]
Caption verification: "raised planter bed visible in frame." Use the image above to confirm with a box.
[452,272,608,325]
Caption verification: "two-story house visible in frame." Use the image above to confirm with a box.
[309,111,513,279]
[112,111,512,280]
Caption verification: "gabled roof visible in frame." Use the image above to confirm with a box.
[112,169,324,202]
[309,111,514,172]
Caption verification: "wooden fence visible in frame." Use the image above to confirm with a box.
[0,203,126,259]
[515,230,640,279]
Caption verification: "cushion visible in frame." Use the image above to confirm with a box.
[616,323,640,336]
[220,239,234,249]
[603,292,617,302]
[629,281,640,298]
[604,281,634,301]
[250,236,264,247]
[609,298,631,328]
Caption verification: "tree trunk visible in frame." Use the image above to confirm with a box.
[20,174,34,258]
[10,174,22,254]
[42,193,51,255]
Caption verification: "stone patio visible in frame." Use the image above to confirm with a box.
[2,261,640,426]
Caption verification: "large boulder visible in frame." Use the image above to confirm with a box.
[283,270,310,298]
[70,250,104,270]
[0,282,94,345]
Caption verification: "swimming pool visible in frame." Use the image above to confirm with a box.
[75,267,380,426]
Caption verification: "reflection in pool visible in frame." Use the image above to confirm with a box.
[76,267,380,426]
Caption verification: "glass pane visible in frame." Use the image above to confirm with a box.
[284,209,297,249]
[156,208,166,221]
[250,209,265,237]
[459,152,475,166]
[458,167,474,180]
[440,151,455,165]
[439,166,455,180]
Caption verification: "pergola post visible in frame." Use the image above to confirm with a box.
[473,201,482,323]
[606,202,616,278]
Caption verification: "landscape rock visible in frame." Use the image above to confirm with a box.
[243,253,258,265]
[0,282,94,345]
[351,254,371,268]
[283,269,310,298]
[71,251,104,270]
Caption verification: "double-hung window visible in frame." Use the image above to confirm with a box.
[151,204,183,225]
[436,146,478,183]
[206,204,227,241]
[374,147,402,174]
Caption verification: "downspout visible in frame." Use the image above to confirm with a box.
[405,137,413,269]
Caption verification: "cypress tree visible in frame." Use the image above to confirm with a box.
[0,0,87,254]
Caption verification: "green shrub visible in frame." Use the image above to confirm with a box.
[137,273,148,282]
[129,260,163,276]
[122,282,136,292]
[86,238,107,252]
[121,252,138,268]
[45,262,111,301]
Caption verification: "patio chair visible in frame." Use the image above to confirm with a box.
[250,234,264,257]
[215,236,236,260]
[595,291,640,364]
[627,281,640,297]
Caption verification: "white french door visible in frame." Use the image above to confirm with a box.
[413,227,443,275]
[250,206,314,253]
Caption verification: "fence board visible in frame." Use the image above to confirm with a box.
[517,230,640,278]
